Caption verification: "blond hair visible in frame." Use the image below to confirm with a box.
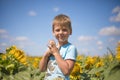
[52,14,72,35]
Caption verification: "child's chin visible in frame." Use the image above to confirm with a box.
[58,39,66,42]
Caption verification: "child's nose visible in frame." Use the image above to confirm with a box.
[59,30,63,34]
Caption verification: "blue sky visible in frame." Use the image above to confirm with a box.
[0,0,120,56]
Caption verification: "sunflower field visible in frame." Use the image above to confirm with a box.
[0,41,120,80]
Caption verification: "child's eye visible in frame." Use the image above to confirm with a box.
[62,29,67,31]
[55,29,60,32]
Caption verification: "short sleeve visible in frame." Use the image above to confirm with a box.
[64,45,77,61]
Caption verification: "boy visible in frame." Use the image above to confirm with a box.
[39,14,77,80]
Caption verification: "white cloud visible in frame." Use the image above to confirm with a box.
[110,6,120,22]
[15,36,28,41]
[110,12,120,22]
[98,46,103,50]
[28,10,37,16]
[96,41,103,50]
[112,6,120,13]
[78,35,97,42]
[0,29,9,39]
[53,7,59,12]
[0,34,8,39]
[108,37,115,42]
[81,48,89,54]
[99,26,120,36]
[0,43,7,46]
[13,36,35,48]
[97,40,103,45]
[0,29,7,34]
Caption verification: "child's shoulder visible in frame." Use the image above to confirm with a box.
[68,43,77,49]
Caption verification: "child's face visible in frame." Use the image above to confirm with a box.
[53,25,71,43]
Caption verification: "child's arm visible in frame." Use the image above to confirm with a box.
[54,53,75,75]
[39,50,51,72]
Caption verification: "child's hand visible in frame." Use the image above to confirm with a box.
[44,49,51,58]
[48,40,59,55]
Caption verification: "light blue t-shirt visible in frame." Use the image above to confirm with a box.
[44,42,77,80]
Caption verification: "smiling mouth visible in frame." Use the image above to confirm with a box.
[58,37,67,41]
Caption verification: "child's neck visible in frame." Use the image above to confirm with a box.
[58,41,68,47]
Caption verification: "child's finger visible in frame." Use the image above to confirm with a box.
[49,40,56,46]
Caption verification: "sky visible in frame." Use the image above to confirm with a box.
[0,0,120,56]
